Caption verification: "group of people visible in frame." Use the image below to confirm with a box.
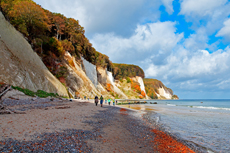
[94,95,117,107]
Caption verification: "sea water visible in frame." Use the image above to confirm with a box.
[125,99,230,152]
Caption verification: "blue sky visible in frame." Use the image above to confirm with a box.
[33,0,230,99]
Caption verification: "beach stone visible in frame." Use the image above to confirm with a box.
[55,106,70,109]
[13,111,26,114]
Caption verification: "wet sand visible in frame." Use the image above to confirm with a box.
[0,98,198,152]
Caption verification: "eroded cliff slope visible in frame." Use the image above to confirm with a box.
[0,12,68,97]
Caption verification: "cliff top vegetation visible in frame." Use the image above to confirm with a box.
[112,63,145,80]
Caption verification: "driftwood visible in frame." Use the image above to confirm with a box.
[0,84,11,114]
[0,109,26,114]
[0,84,26,114]
[55,106,71,109]
[0,84,11,100]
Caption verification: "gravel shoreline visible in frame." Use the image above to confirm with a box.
[0,98,205,152]
[142,111,209,153]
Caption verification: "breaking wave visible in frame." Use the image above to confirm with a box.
[167,104,176,106]
[190,106,230,111]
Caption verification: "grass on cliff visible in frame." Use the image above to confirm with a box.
[12,86,59,98]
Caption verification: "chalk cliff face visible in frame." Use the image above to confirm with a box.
[96,68,128,99]
[157,87,172,99]
[107,71,114,86]
[81,57,98,87]
[0,12,68,97]
[107,72,128,99]
[64,52,104,98]
[132,76,146,94]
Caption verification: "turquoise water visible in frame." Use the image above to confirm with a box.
[146,99,230,153]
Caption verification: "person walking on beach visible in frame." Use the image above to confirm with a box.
[113,99,115,106]
[95,95,98,106]
[100,95,104,107]
[116,100,117,105]
[105,99,107,104]
[108,98,111,105]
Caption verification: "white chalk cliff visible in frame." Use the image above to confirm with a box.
[157,87,172,99]
[81,57,98,87]
[137,77,146,94]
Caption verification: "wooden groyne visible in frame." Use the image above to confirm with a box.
[116,99,148,105]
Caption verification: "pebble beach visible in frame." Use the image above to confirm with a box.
[0,98,205,152]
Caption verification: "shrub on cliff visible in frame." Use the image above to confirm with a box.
[126,77,131,83]
[172,95,179,99]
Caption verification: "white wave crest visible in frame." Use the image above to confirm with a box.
[167,104,176,106]
[192,106,230,111]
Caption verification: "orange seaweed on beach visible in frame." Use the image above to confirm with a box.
[120,108,127,112]
[151,129,195,153]
[120,108,128,115]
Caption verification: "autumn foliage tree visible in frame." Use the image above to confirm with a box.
[106,83,112,92]
[5,0,48,40]
[0,0,113,79]
[141,91,146,97]
[51,13,66,40]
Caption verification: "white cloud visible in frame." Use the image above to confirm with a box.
[145,46,230,94]
[184,27,208,51]
[180,0,227,17]
[179,0,230,38]
[90,21,183,64]
[217,79,230,89]
[216,18,230,41]
[161,0,174,14]
[179,0,230,53]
